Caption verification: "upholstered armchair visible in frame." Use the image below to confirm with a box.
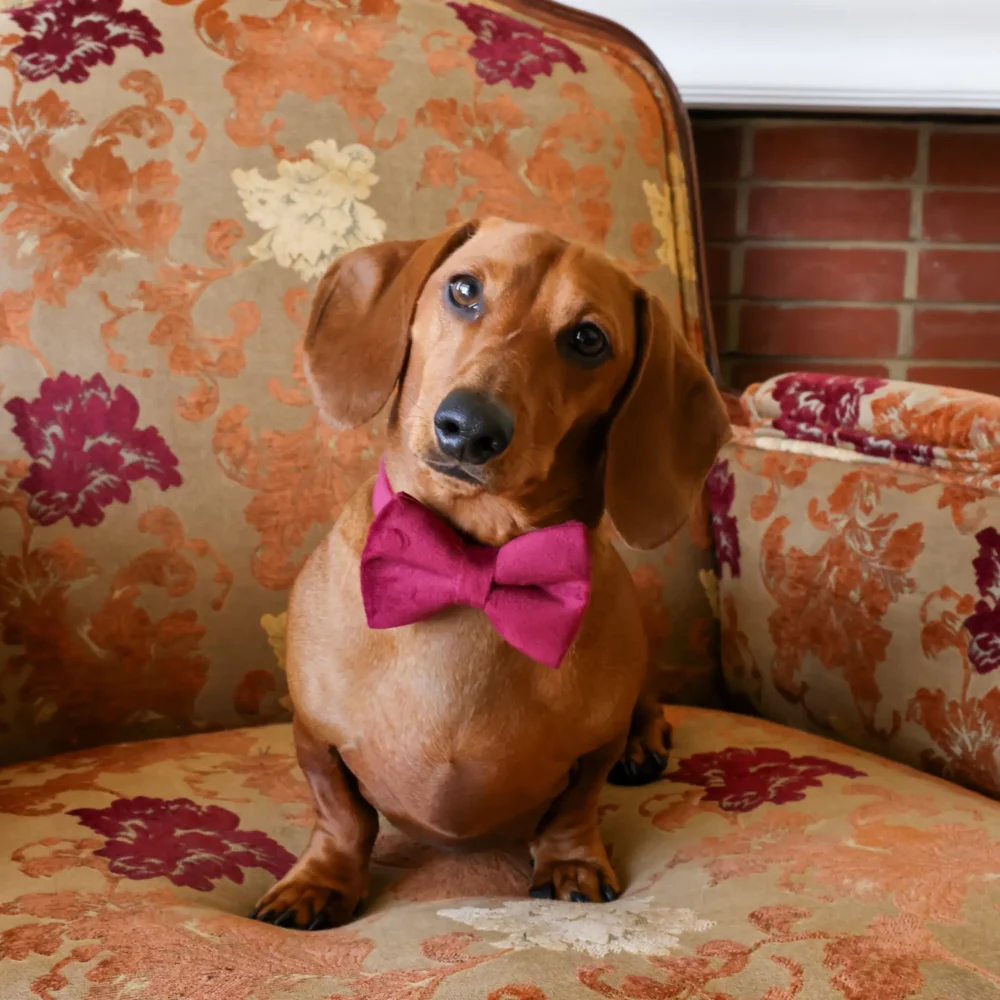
[2,0,999,995]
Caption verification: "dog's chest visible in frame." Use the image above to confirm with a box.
[331,616,587,843]
[287,498,643,847]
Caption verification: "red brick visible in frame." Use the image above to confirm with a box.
[747,186,911,241]
[730,359,890,390]
[912,309,1000,360]
[906,364,1000,397]
[704,245,732,299]
[753,125,918,182]
[739,304,899,358]
[928,129,1000,187]
[743,247,906,302]
[699,186,739,241]
[923,191,1000,243]
[693,125,743,183]
[918,250,1000,303]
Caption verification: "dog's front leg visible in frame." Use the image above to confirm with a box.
[529,735,627,903]
[251,716,377,930]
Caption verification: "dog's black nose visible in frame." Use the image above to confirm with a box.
[434,390,514,465]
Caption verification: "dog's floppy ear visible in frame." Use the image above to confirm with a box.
[304,221,479,429]
[605,291,731,550]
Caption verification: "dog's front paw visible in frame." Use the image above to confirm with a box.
[249,875,363,931]
[529,858,620,903]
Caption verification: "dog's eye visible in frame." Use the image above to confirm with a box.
[561,323,610,365]
[447,274,482,312]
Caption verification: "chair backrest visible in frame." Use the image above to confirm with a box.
[0,0,721,764]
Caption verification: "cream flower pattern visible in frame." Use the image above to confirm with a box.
[699,568,720,619]
[232,141,387,282]
[643,153,696,282]
[260,612,291,711]
[260,612,287,671]
[438,896,713,958]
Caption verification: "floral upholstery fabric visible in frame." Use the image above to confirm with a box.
[0,0,719,766]
[3,705,1000,998]
[713,373,1000,798]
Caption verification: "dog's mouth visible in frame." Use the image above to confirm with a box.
[424,458,485,487]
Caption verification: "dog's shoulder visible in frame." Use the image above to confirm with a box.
[333,476,378,558]
[288,476,375,627]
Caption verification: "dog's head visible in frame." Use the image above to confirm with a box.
[305,218,730,549]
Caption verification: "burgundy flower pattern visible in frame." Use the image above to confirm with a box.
[706,460,740,578]
[770,373,934,468]
[667,746,865,812]
[5,372,181,528]
[447,2,585,90]
[771,373,887,431]
[963,527,1000,675]
[10,0,164,85]
[68,796,296,891]
[972,526,1000,597]
[831,426,934,468]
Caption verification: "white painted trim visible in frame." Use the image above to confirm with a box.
[565,0,1000,112]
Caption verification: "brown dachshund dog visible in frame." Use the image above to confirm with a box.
[250,218,730,930]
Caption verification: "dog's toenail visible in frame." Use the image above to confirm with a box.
[530,882,555,900]
[273,909,300,928]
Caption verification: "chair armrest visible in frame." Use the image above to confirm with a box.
[711,371,1000,798]
[737,372,1000,478]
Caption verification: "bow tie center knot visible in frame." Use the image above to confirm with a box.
[456,544,498,611]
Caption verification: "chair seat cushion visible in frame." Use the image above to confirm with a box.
[2,707,999,998]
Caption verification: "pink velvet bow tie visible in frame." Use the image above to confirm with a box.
[359,462,591,668]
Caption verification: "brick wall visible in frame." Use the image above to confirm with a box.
[693,116,1000,395]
